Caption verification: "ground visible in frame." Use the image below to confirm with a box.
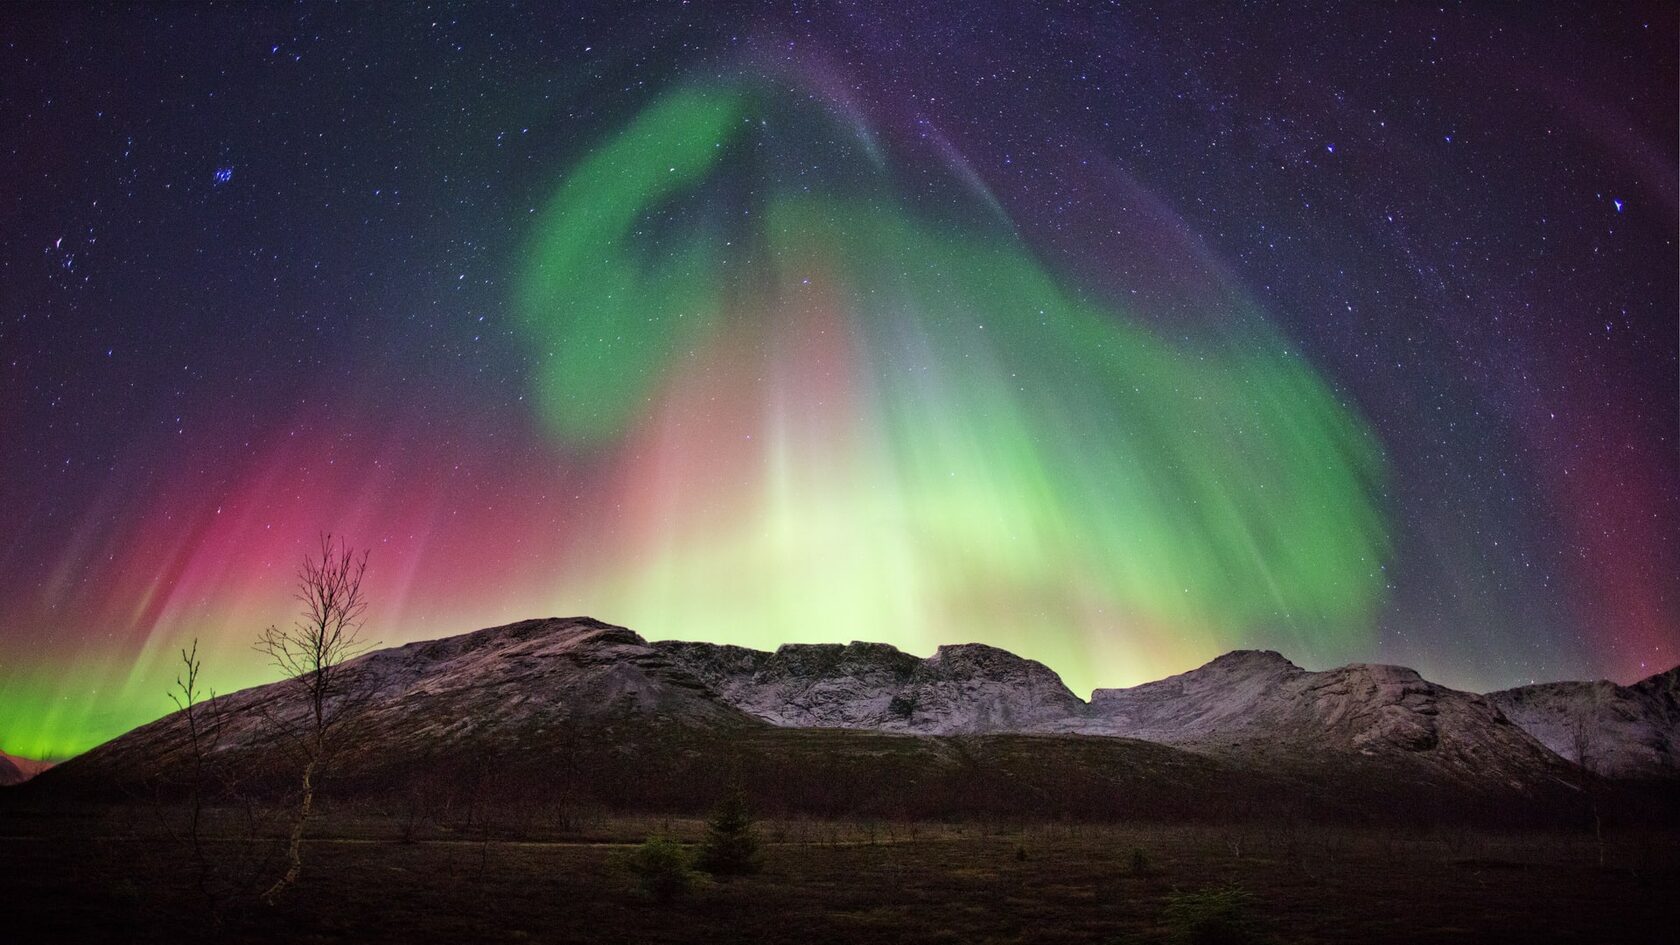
[0,808,1672,944]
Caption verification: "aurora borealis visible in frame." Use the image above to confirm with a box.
[2,3,1676,760]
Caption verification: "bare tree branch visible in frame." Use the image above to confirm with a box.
[254,534,375,903]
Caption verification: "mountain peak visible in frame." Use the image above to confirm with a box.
[471,615,638,645]
[1337,661,1425,682]
[1201,649,1301,673]
[928,642,1055,674]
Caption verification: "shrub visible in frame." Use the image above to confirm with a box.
[625,836,694,903]
[1160,885,1270,945]
[1128,847,1152,875]
[696,785,762,876]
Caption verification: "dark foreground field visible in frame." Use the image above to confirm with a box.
[1,807,1674,944]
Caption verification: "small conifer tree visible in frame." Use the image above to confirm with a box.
[695,783,762,876]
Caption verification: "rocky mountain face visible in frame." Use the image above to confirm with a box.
[1069,651,1580,796]
[661,641,1594,797]
[657,640,1085,734]
[1489,666,1680,780]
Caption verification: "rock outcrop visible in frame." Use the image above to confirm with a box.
[657,639,1084,734]
[1490,666,1680,779]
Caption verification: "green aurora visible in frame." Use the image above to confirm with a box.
[515,83,1391,679]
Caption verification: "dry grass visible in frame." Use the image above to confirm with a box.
[2,809,1673,943]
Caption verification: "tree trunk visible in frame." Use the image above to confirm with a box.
[264,757,317,904]
[1593,800,1605,867]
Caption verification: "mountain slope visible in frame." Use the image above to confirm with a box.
[1489,666,1680,780]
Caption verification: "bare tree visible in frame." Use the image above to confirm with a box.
[1569,703,1595,775]
[158,639,225,923]
[1569,687,1606,865]
[147,640,287,924]
[255,534,375,903]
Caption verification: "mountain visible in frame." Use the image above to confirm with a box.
[44,617,760,795]
[659,640,1590,801]
[657,640,1085,734]
[27,618,1661,823]
[0,751,53,786]
[1067,650,1582,800]
[1489,666,1680,780]
[32,618,1315,822]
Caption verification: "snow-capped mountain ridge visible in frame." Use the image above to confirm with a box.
[24,618,1675,806]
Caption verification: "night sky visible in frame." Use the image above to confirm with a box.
[3,2,1675,759]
